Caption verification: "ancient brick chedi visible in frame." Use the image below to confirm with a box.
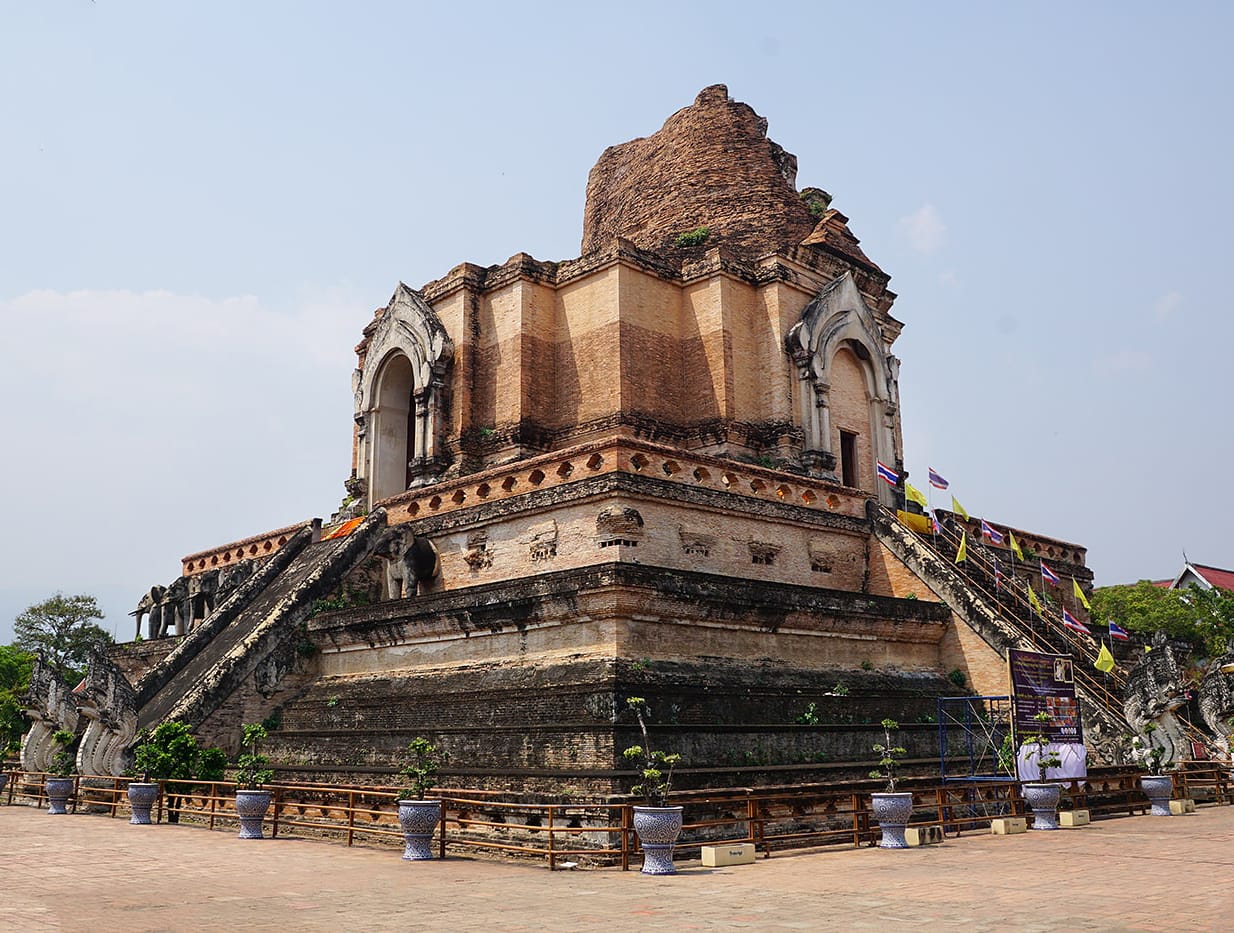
[32,86,1114,790]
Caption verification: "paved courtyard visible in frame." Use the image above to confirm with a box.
[1,802,1231,931]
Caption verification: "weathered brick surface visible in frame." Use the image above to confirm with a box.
[581,85,819,260]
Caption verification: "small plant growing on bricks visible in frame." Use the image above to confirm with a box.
[869,718,907,792]
[398,737,447,800]
[236,722,274,789]
[622,697,682,806]
[1022,711,1062,782]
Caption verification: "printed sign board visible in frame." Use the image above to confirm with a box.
[1008,648,1083,744]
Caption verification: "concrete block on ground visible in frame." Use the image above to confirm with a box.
[1169,798,1196,815]
[905,826,944,846]
[701,843,756,867]
[990,817,1027,835]
[1060,810,1090,827]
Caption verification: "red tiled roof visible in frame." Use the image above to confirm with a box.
[1192,563,1234,592]
[1150,579,1172,588]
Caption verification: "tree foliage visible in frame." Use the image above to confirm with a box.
[14,593,112,680]
[133,722,201,782]
[0,645,35,756]
[1091,581,1234,656]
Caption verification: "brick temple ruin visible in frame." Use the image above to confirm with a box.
[25,86,1158,793]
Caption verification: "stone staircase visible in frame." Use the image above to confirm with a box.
[868,501,1134,758]
[133,510,390,739]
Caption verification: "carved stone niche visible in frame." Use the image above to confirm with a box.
[748,541,780,567]
[808,538,833,574]
[678,528,716,558]
[526,520,558,562]
[464,530,493,571]
[596,507,644,549]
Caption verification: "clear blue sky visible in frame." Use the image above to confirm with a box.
[2,1,1231,644]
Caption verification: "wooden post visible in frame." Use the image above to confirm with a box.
[547,805,556,871]
[208,782,216,830]
[620,805,631,871]
[272,787,281,839]
[438,797,447,860]
[347,790,356,847]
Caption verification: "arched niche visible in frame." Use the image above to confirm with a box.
[784,272,902,504]
[354,283,454,506]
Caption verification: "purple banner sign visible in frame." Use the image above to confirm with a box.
[1008,648,1083,744]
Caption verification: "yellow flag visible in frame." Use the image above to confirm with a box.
[1027,587,1043,613]
[1073,578,1091,610]
[905,482,928,509]
[955,532,968,563]
[951,495,969,521]
[1009,532,1024,561]
[1094,643,1116,673]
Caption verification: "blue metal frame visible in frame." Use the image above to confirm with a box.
[937,695,1016,783]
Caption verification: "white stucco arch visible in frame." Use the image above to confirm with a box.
[353,283,454,506]
[784,273,902,503]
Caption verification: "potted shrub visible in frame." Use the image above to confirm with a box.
[1020,711,1064,830]
[234,722,275,839]
[622,697,684,875]
[869,718,912,848]
[45,729,77,815]
[1134,723,1174,816]
[396,737,448,860]
[129,722,189,824]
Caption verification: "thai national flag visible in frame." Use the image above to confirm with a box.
[1108,620,1131,642]
[928,468,949,490]
[1040,561,1060,586]
[994,558,1005,589]
[980,519,1004,545]
[876,461,898,485]
[1063,608,1091,635]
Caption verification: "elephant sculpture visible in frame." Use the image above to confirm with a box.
[374,529,439,600]
[131,585,167,640]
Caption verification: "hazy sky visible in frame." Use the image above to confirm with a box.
[2,1,1231,645]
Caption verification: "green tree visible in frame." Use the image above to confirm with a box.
[14,593,113,680]
[1092,581,1234,656]
[0,645,35,756]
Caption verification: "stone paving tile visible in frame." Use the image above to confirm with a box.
[1,803,1233,931]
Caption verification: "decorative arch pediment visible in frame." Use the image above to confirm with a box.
[783,273,902,502]
[357,283,454,411]
[784,272,890,396]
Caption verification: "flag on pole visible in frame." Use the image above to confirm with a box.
[1072,578,1091,610]
[1008,532,1024,561]
[1095,643,1116,673]
[1062,608,1091,634]
[928,468,949,490]
[905,482,928,508]
[951,495,969,521]
[1027,587,1044,613]
[980,519,1004,545]
[931,514,941,534]
[1108,620,1131,642]
[1040,561,1060,586]
[955,532,968,564]
[994,557,1005,589]
[876,460,898,485]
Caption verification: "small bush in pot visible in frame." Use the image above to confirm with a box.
[45,729,77,814]
[396,737,448,861]
[622,697,685,875]
[1021,711,1064,830]
[1134,722,1175,816]
[869,718,913,848]
[130,721,199,824]
[234,722,275,839]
